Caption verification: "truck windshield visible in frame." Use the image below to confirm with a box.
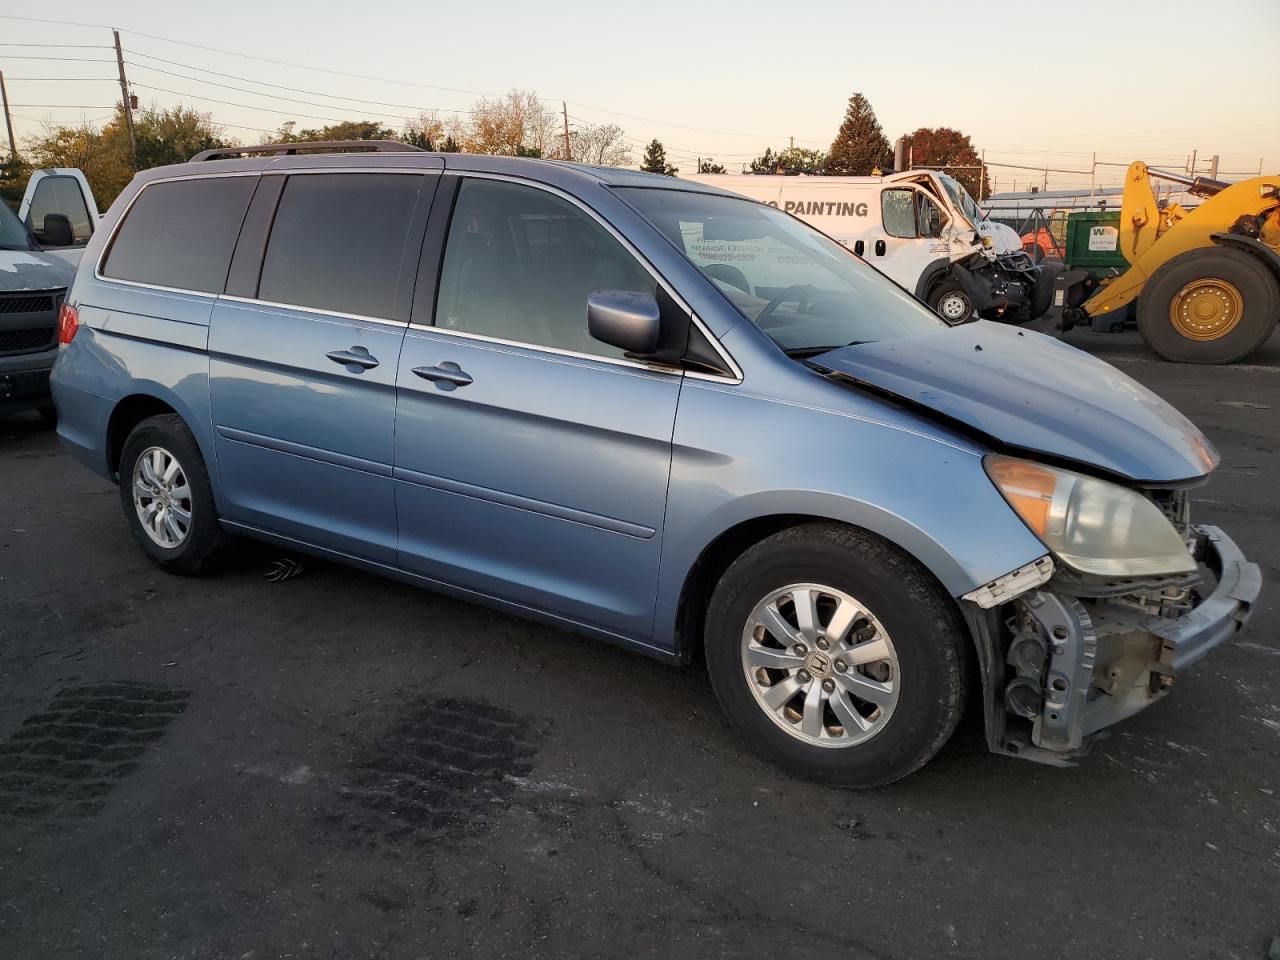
[937,174,983,227]
[0,203,34,251]
[615,187,944,354]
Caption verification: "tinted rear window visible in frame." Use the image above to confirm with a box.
[257,173,423,319]
[102,177,256,293]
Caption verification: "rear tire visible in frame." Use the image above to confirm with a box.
[118,414,227,575]
[1138,247,1278,364]
[704,523,968,788]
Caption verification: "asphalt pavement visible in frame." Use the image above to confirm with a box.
[1,327,1277,960]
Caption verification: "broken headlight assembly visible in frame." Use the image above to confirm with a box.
[984,455,1197,578]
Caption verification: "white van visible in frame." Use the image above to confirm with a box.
[685,170,1053,324]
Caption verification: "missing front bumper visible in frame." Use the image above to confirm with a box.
[966,524,1261,766]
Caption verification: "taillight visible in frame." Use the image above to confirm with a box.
[57,302,79,344]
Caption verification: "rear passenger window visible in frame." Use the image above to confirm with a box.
[102,177,256,293]
[435,178,656,359]
[258,174,423,320]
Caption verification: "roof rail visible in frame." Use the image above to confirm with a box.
[190,140,425,162]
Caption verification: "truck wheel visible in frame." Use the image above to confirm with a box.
[928,283,974,324]
[703,523,969,788]
[118,414,228,575]
[1138,248,1278,363]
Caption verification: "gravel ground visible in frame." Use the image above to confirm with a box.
[1,327,1277,960]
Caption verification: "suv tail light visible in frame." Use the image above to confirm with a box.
[57,302,79,344]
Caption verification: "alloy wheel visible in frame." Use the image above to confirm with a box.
[131,445,193,549]
[740,583,899,748]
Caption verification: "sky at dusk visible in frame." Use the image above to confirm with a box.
[2,0,1276,191]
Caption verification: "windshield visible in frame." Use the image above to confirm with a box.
[0,203,34,251]
[616,187,944,354]
[937,174,983,228]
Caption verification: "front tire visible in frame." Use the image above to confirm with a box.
[118,414,227,575]
[927,282,974,324]
[704,523,968,787]
[1138,247,1278,364]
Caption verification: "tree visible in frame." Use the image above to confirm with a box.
[640,140,677,176]
[132,104,232,169]
[24,118,130,209]
[697,158,727,174]
[291,120,394,142]
[465,89,558,157]
[566,123,630,167]
[748,146,827,175]
[825,93,892,176]
[401,112,446,151]
[900,126,990,198]
[1,154,34,212]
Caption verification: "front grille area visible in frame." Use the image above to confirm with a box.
[0,289,62,356]
[0,326,56,353]
[0,294,55,315]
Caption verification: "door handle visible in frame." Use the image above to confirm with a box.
[412,361,473,389]
[853,240,865,257]
[327,346,379,370]
[874,239,886,257]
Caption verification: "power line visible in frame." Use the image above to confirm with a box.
[0,55,116,63]
[127,66,427,121]
[10,103,116,109]
[130,82,401,126]
[127,51,466,114]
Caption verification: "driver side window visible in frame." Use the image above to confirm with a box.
[915,193,945,238]
[881,189,916,239]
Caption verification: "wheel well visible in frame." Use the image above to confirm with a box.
[674,514,842,664]
[107,395,178,478]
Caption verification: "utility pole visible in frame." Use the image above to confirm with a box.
[561,101,571,161]
[979,149,986,202]
[0,71,17,161]
[113,29,137,171]
[1208,154,1220,179]
[789,135,794,151]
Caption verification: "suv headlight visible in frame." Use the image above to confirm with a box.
[985,455,1195,577]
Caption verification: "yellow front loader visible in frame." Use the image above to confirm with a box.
[1057,162,1280,363]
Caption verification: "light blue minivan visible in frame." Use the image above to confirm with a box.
[50,143,1261,785]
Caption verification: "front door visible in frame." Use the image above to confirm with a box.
[209,171,435,563]
[865,187,948,289]
[394,176,682,641]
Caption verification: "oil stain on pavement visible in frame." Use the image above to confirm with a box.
[323,696,541,849]
[0,681,190,820]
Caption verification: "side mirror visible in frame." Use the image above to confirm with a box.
[41,213,75,247]
[587,290,661,355]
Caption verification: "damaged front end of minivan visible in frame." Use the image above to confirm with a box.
[810,322,1262,766]
[961,486,1260,765]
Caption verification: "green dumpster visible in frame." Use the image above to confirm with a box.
[1065,211,1128,277]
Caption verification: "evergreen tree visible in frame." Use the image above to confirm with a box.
[825,93,892,176]
[641,139,677,176]
[697,158,727,174]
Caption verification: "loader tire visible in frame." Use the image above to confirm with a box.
[1138,248,1278,364]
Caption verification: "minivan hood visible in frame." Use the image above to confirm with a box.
[0,249,76,292]
[813,322,1218,483]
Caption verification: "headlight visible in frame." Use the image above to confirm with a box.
[985,455,1195,577]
